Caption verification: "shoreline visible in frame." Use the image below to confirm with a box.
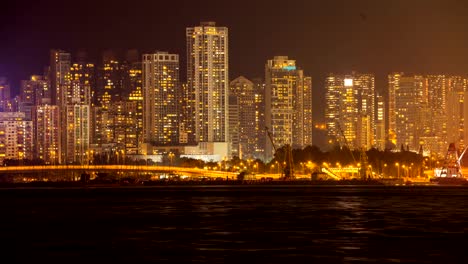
[1,179,466,188]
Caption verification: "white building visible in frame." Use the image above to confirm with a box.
[0,112,33,163]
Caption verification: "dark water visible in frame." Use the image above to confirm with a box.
[3,186,468,263]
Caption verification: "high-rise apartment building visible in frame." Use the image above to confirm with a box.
[387,73,400,147]
[65,105,90,164]
[388,73,458,156]
[49,50,72,163]
[20,75,50,105]
[0,77,11,111]
[186,22,229,144]
[375,93,386,150]
[426,75,448,154]
[325,72,375,150]
[396,75,425,151]
[179,83,191,145]
[126,59,143,153]
[228,95,240,157]
[302,77,313,147]
[446,76,467,148]
[33,105,60,164]
[70,61,95,105]
[230,76,256,158]
[97,51,124,109]
[142,52,180,146]
[265,56,311,159]
[49,50,71,106]
[0,112,33,164]
[253,79,266,160]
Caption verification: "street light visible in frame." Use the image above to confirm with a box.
[90,150,94,165]
[395,162,400,179]
[168,152,175,168]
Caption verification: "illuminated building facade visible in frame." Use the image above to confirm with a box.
[20,75,51,105]
[97,51,124,109]
[103,101,139,154]
[387,73,465,156]
[70,61,95,105]
[65,104,90,164]
[230,76,256,158]
[302,77,313,147]
[325,72,375,150]
[49,50,72,163]
[265,56,311,159]
[126,60,143,153]
[33,105,60,164]
[179,83,191,145]
[394,75,425,151]
[142,52,180,146]
[0,77,11,111]
[187,22,229,144]
[228,95,240,157]
[426,75,448,155]
[49,50,71,106]
[0,112,33,164]
[389,73,458,156]
[446,76,468,148]
[253,79,266,160]
[375,93,386,150]
[387,73,400,147]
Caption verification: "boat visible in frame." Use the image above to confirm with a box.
[433,143,468,185]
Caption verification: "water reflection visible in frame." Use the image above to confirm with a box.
[3,186,468,263]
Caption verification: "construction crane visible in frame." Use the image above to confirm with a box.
[265,127,294,180]
[336,122,369,179]
[336,122,357,164]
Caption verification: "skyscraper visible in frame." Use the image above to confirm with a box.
[33,105,60,164]
[97,50,124,109]
[70,61,95,105]
[230,76,256,158]
[0,112,33,164]
[265,56,311,160]
[49,50,71,106]
[228,94,240,157]
[252,79,266,160]
[446,76,467,148]
[142,51,180,146]
[125,56,143,154]
[186,22,229,144]
[325,72,375,150]
[65,104,90,164]
[20,75,50,106]
[302,77,313,147]
[49,50,71,163]
[426,75,448,155]
[375,93,386,150]
[0,77,11,111]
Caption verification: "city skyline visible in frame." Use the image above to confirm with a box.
[3,0,468,124]
[3,3,468,263]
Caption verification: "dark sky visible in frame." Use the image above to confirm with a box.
[2,0,468,125]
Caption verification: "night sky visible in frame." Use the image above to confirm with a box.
[2,0,468,124]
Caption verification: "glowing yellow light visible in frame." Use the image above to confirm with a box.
[344,78,353,87]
